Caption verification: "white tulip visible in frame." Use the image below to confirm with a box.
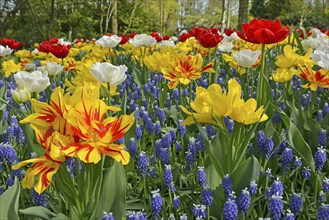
[0,45,13,57]
[14,70,50,93]
[222,32,240,42]
[44,62,64,76]
[129,34,157,47]
[58,38,72,46]
[12,87,31,103]
[158,40,176,48]
[24,63,37,71]
[90,62,127,85]
[96,35,122,48]
[218,42,234,52]
[233,50,261,68]
[311,46,329,70]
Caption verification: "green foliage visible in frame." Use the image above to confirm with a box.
[19,206,70,220]
[96,161,127,219]
[0,177,20,220]
[250,0,285,20]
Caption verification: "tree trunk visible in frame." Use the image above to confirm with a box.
[226,0,231,29]
[220,0,227,32]
[111,0,118,34]
[238,0,249,30]
[47,0,56,39]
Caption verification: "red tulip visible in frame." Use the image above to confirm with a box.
[49,37,59,44]
[129,33,137,39]
[197,32,224,48]
[235,18,290,44]
[0,38,20,50]
[224,28,234,36]
[163,35,171,41]
[296,28,312,39]
[119,35,129,45]
[38,41,53,53]
[189,27,207,39]
[178,33,191,42]
[150,32,162,42]
[50,44,71,58]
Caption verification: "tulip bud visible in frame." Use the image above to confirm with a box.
[12,88,31,103]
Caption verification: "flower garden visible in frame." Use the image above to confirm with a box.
[0,18,329,219]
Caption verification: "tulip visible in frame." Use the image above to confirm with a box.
[12,87,31,103]
[236,18,290,44]
[218,42,234,52]
[44,62,64,76]
[96,35,122,48]
[0,45,13,58]
[90,62,127,85]
[14,70,50,93]
[233,50,261,68]
[129,34,157,47]
[197,32,224,48]
[158,40,176,48]
[50,44,71,59]
[311,46,329,70]
[0,38,20,50]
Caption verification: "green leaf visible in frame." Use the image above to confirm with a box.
[19,206,70,220]
[96,161,127,220]
[271,103,315,171]
[231,156,260,195]
[21,123,45,156]
[193,115,225,179]
[293,31,304,53]
[205,158,221,190]
[55,165,77,206]
[0,177,20,220]
[131,65,142,86]
[50,213,71,220]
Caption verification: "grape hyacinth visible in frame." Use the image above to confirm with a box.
[223,198,238,220]
[237,188,251,215]
[137,151,148,178]
[294,157,302,169]
[151,189,163,217]
[222,174,233,197]
[126,210,147,220]
[136,125,143,142]
[316,110,323,122]
[281,147,293,173]
[319,191,327,203]
[192,204,207,219]
[314,147,327,173]
[269,194,283,220]
[172,194,180,210]
[249,181,258,196]
[32,189,47,207]
[301,166,311,180]
[201,187,213,206]
[270,178,284,197]
[129,137,137,158]
[318,204,329,220]
[102,212,114,220]
[323,102,329,115]
[318,129,327,147]
[263,137,274,159]
[284,209,295,220]
[322,178,329,192]
[290,193,302,215]
[163,165,173,189]
[196,166,207,188]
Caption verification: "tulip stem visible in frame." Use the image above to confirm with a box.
[0,98,26,116]
[256,44,267,106]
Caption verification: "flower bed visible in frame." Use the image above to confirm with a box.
[0,18,329,219]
